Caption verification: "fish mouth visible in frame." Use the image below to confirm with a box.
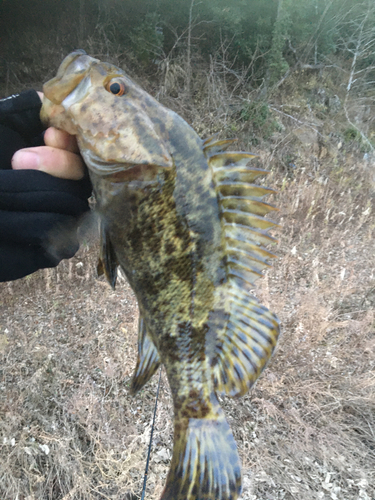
[43,50,99,105]
[82,149,173,178]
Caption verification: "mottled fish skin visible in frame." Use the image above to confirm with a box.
[41,50,280,500]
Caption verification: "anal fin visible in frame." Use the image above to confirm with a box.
[130,317,161,395]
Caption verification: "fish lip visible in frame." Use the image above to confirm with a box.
[61,74,92,110]
[56,49,88,77]
[43,50,98,105]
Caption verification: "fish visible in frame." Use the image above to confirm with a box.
[41,49,280,500]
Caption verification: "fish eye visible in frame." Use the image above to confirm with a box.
[105,79,126,96]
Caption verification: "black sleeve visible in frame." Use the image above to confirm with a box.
[0,89,44,142]
[0,90,92,282]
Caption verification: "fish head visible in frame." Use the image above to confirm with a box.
[41,50,173,177]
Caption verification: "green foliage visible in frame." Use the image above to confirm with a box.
[267,0,292,85]
[343,127,361,142]
[287,0,339,59]
[342,127,375,153]
[239,101,280,142]
[195,0,277,65]
[1,0,375,102]
[240,101,269,128]
[128,13,164,66]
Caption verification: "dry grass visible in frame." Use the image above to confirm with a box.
[235,155,375,499]
[1,45,375,499]
[1,149,374,500]
[0,250,174,500]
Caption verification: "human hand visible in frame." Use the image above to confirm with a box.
[0,89,92,282]
[11,92,85,180]
[12,126,86,180]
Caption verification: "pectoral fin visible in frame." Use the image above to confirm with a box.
[212,286,280,398]
[130,317,161,395]
[97,220,118,289]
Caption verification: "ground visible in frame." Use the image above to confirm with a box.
[0,149,374,499]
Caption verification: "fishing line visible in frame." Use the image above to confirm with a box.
[140,368,162,500]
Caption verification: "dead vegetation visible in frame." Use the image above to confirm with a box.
[1,146,374,499]
[1,44,375,500]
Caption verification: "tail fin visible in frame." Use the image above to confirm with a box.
[160,397,241,500]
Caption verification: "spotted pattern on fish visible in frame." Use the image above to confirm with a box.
[41,50,281,500]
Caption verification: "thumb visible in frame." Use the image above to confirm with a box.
[12,146,85,180]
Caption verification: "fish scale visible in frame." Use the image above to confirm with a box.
[41,49,281,500]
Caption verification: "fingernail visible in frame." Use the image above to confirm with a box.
[12,151,40,170]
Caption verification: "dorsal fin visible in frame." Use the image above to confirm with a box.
[202,133,220,146]
[129,316,161,395]
[203,137,237,155]
[206,145,279,287]
[205,139,280,397]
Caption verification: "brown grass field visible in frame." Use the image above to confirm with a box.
[1,141,374,499]
[1,46,375,498]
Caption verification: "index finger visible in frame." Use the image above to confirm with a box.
[44,127,80,154]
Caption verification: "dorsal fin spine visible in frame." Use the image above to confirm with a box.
[222,210,279,230]
[228,266,263,286]
[227,250,272,271]
[226,238,277,260]
[203,138,237,154]
[209,152,259,168]
[221,197,278,216]
[203,137,280,399]
[224,223,278,248]
[202,132,220,146]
